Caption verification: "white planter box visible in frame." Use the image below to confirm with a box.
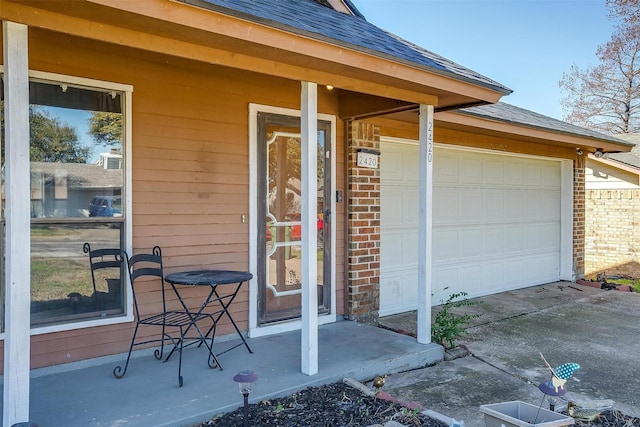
[480,401,574,427]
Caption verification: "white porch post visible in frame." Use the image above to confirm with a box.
[416,104,434,344]
[3,20,32,426]
[300,81,318,375]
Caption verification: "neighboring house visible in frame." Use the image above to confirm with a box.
[0,0,632,423]
[585,133,640,277]
[30,151,123,218]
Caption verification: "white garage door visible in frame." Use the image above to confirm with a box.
[380,141,562,316]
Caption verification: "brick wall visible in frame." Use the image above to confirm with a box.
[585,188,640,277]
[346,121,381,324]
[573,156,585,279]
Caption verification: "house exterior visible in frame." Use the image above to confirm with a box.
[0,0,632,424]
[585,133,640,277]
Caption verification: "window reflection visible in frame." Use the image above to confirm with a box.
[1,77,126,328]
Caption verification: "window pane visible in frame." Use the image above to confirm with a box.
[0,78,128,328]
[31,223,124,326]
[26,80,126,326]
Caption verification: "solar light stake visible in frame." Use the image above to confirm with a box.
[233,370,258,427]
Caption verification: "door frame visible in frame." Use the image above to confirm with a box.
[248,103,337,337]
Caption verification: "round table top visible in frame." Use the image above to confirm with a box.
[165,269,253,286]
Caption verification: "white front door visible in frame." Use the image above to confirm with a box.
[380,139,564,315]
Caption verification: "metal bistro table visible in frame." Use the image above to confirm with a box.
[164,269,254,369]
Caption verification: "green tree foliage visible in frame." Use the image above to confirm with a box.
[559,0,640,134]
[29,106,89,162]
[1,103,89,163]
[88,112,122,146]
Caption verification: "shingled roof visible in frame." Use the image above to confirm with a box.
[606,134,640,169]
[458,102,632,147]
[181,0,511,95]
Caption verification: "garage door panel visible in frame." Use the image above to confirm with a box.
[505,161,525,185]
[504,190,525,219]
[484,189,505,220]
[484,159,504,185]
[541,163,561,186]
[379,272,404,315]
[485,227,504,255]
[525,164,543,186]
[540,191,561,219]
[381,232,403,266]
[432,267,459,304]
[401,270,419,309]
[458,190,482,223]
[435,153,459,183]
[381,142,562,313]
[460,157,482,184]
[384,146,404,183]
[434,191,458,223]
[403,190,419,225]
[459,228,483,258]
[383,192,404,226]
[402,232,419,266]
[434,229,458,262]
[504,226,525,252]
[404,150,420,185]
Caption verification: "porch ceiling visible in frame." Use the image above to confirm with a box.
[2,0,506,109]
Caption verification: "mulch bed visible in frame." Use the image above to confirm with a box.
[198,381,447,426]
[568,410,640,427]
[196,380,640,427]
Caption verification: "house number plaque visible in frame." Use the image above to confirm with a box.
[356,149,380,169]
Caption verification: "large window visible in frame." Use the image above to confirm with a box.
[1,74,130,329]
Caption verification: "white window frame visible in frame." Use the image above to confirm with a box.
[0,68,134,337]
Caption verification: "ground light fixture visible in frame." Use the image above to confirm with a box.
[233,370,259,427]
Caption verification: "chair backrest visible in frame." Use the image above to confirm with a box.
[83,242,128,302]
[126,246,166,319]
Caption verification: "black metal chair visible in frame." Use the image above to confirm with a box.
[112,246,219,387]
[83,243,127,309]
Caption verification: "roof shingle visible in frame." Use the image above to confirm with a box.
[181,0,511,94]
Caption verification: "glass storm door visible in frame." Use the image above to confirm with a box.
[257,112,331,325]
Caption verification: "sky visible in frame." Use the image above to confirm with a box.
[350,0,616,120]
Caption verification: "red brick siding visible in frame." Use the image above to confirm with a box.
[573,156,586,279]
[346,121,380,323]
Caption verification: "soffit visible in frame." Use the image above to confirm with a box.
[2,0,505,108]
[380,108,633,154]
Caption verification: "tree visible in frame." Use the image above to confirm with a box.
[88,112,122,146]
[559,0,640,134]
[1,103,89,163]
[29,106,89,162]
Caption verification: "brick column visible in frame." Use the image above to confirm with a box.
[573,155,586,279]
[346,121,380,324]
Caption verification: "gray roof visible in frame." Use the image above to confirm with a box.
[31,162,122,188]
[606,134,640,169]
[458,102,633,147]
[181,0,511,95]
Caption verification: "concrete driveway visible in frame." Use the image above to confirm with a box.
[379,282,640,426]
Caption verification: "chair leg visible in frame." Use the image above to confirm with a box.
[155,323,167,360]
[177,327,184,387]
[113,323,140,379]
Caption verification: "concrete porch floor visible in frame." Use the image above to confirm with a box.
[11,320,442,427]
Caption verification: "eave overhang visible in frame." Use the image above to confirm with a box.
[588,154,640,176]
[1,0,508,109]
[436,110,634,154]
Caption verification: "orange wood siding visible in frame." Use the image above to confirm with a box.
[370,117,578,160]
[0,28,345,370]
